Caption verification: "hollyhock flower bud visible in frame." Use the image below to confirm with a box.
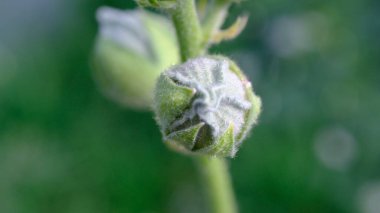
[154,56,261,157]
[93,6,179,110]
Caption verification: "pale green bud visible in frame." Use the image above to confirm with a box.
[154,56,261,157]
[93,6,179,110]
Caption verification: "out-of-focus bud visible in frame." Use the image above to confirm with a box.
[154,56,261,157]
[93,6,179,110]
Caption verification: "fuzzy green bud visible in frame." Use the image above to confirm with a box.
[154,56,261,157]
[93,7,179,110]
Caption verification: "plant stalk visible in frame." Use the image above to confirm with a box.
[195,156,238,213]
[171,0,203,60]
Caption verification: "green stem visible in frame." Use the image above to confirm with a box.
[171,0,203,61]
[170,1,238,212]
[195,156,238,213]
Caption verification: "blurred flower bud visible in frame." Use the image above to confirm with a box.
[154,56,261,157]
[93,6,179,110]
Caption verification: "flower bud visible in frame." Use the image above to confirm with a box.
[92,7,179,110]
[154,56,261,157]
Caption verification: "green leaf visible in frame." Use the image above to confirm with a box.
[197,124,235,157]
[165,122,205,151]
[154,74,195,131]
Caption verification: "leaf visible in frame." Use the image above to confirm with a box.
[210,15,249,44]
[165,122,205,151]
[154,74,195,131]
[196,123,235,157]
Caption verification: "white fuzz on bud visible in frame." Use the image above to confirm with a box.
[154,56,261,157]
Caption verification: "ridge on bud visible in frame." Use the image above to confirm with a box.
[154,56,261,157]
[92,6,179,110]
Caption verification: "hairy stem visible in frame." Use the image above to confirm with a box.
[170,1,238,212]
[195,156,238,213]
[172,0,203,60]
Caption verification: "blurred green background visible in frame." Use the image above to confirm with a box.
[1,0,379,212]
